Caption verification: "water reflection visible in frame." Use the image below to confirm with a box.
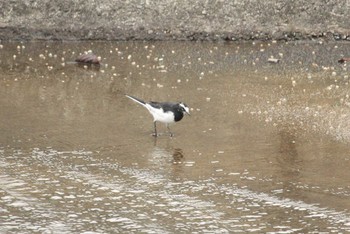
[172,148,184,164]
[274,127,305,199]
[74,62,101,71]
[149,140,185,166]
[277,127,302,178]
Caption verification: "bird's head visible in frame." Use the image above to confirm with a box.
[179,102,190,116]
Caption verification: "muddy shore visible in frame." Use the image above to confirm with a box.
[1,0,349,41]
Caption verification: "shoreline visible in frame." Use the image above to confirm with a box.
[1,27,349,42]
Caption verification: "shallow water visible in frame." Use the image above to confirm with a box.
[0,41,350,233]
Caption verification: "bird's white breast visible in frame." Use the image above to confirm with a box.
[146,103,175,123]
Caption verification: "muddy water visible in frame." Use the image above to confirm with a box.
[0,41,350,233]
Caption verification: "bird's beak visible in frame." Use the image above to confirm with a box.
[185,108,191,116]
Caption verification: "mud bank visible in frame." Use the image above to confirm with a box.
[1,0,349,41]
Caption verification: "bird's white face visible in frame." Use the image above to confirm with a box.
[179,103,190,115]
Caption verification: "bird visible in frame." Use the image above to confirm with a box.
[125,95,190,137]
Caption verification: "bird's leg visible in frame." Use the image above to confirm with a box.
[153,121,158,137]
[166,124,174,137]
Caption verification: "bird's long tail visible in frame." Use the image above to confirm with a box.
[125,95,147,107]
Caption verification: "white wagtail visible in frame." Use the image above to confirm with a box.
[125,95,190,137]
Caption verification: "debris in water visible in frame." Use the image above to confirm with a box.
[75,53,100,65]
[267,58,280,64]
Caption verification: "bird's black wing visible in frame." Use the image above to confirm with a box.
[149,101,177,112]
[149,101,163,109]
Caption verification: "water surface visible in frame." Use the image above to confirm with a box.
[0,41,350,233]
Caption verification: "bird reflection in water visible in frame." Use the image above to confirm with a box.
[149,139,185,166]
[172,148,184,164]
